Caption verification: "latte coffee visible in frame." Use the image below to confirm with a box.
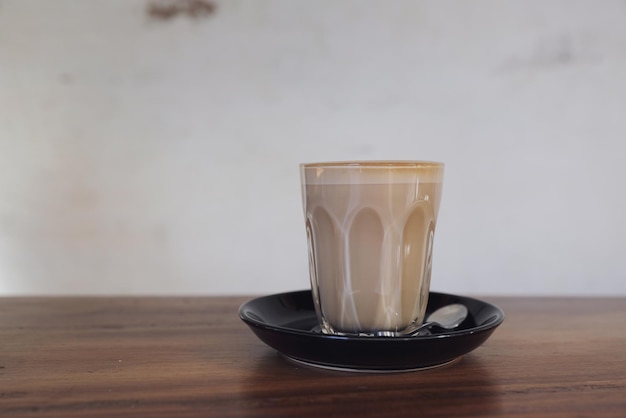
[300,161,444,335]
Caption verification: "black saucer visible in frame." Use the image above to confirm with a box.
[239,290,504,372]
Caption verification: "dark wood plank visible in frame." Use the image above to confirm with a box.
[0,295,624,417]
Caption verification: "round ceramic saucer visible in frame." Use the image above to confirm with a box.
[239,290,504,372]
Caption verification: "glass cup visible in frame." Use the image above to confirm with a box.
[300,161,444,336]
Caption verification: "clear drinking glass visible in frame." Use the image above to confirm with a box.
[300,161,444,336]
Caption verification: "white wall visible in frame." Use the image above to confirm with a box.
[1,0,625,296]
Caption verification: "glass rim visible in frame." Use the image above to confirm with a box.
[300,160,444,169]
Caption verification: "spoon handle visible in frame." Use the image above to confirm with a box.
[407,322,436,336]
[373,321,436,337]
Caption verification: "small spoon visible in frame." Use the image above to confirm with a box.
[375,303,468,337]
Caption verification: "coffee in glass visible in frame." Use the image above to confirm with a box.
[300,161,444,336]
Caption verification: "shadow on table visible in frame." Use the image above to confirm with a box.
[231,353,503,417]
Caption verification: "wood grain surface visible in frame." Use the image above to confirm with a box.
[0,295,625,417]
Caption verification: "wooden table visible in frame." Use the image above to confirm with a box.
[0,295,625,417]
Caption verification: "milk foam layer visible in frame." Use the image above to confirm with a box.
[301,161,444,185]
[301,162,444,335]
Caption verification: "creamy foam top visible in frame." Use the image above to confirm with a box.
[300,161,444,185]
